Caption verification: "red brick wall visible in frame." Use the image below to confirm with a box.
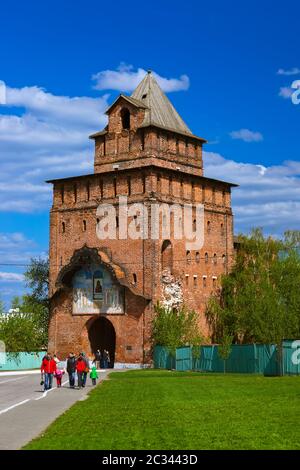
[48,99,235,364]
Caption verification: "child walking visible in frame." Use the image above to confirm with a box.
[54,367,64,388]
[90,365,98,386]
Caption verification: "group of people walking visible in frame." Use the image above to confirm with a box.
[40,349,110,392]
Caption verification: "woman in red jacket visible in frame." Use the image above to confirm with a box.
[76,354,86,388]
[41,353,56,391]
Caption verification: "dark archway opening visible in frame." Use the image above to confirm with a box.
[88,316,116,368]
[121,107,130,130]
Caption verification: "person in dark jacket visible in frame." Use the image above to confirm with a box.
[94,349,101,369]
[66,353,76,388]
[103,349,110,369]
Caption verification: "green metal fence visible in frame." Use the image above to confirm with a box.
[282,340,300,375]
[154,341,300,376]
[0,351,45,371]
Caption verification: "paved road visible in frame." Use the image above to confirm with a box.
[0,370,110,450]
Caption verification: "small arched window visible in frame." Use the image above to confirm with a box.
[186,250,191,264]
[133,273,137,285]
[213,253,217,265]
[83,220,87,232]
[196,252,200,263]
[205,252,209,264]
[121,108,130,130]
[207,221,211,234]
[62,222,65,233]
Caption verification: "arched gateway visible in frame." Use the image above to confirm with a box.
[88,317,116,368]
[48,246,150,366]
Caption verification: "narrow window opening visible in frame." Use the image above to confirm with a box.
[133,273,137,285]
[60,185,64,204]
[141,130,145,150]
[83,220,87,232]
[121,108,130,130]
[62,222,65,233]
[73,184,77,203]
[127,176,131,196]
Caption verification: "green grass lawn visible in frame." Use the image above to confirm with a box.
[25,370,300,450]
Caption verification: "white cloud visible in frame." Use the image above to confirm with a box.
[92,63,190,93]
[0,272,24,282]
[0,84,108,212]
[279,86,293,99]
[229,129,263,142]
[277,68,300,76]
[204,152,300,235]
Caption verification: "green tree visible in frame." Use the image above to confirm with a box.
[206,229,300,349]
[218,334,233,373]
[24,256,49,341]
[0,311,45,352]
[152,303,204,356]
[10,295,48,347]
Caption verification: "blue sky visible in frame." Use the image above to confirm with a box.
[0,0,299,307]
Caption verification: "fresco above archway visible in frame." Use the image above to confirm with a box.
[72,264,125,314]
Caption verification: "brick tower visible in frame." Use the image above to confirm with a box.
[47,71,237,367]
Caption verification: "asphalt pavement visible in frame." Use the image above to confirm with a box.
[0,370,109,450]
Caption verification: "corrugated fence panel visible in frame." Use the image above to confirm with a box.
[153,346,175,370]
[0,351,45,371]
[176,347,192,371]
[256,344,279,376]
[154,341,300,375]
[283,340,300,375]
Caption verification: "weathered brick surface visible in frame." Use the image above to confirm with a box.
[48,97,235,364]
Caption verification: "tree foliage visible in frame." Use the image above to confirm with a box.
[152,303,204,355]
[24,256,49,341]
[218,333,233,373]
[0,311,45,352]
[206,228,300,345]
[0,257,49,352]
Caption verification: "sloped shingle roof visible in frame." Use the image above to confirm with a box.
[131,71,193,136]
